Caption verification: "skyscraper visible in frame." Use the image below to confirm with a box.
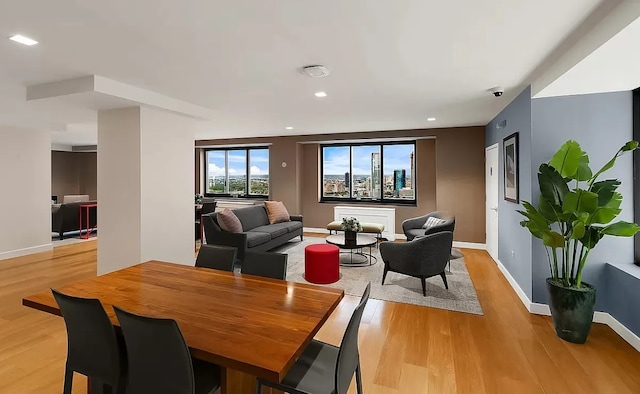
[344,171,350,188]
[371,152,381,198]
[409,151,415,189]
[394,169,406,196]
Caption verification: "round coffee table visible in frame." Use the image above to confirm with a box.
[326,233,378,267]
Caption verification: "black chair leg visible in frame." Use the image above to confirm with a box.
[381,266,388,285]
[356,363,363,394]
[255,379,262,394]
[440,272,449,289]
[62,366,73,394]
[421,276,426,296]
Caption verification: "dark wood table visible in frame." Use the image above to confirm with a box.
[23,261,344,394]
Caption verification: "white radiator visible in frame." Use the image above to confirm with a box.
[334,206,396,241]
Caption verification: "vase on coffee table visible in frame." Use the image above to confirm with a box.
[344,230,357,248]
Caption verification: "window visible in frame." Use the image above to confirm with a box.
[321,142,416,204]
[205,148,269,197]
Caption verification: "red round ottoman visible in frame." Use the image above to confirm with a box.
[305,244,340,284]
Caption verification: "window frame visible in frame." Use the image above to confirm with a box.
[203,147,270,198]
[632,88,640,265]
[319,140,417,205]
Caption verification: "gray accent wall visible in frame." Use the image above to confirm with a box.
[531,91,634,311]
[486,86,533,298]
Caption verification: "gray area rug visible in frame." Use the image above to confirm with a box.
[273,237,484,315]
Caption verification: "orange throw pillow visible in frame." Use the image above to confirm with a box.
[217,208,243,233]
[264,201,290,224]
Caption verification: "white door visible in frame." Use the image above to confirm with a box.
[486,144,499,262]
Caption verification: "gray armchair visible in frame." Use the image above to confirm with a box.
[402,211,455,241]
[379,231,453,296]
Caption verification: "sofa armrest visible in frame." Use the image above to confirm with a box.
[290,215,303,223]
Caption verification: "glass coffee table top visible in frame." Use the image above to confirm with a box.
[325,234,377,266]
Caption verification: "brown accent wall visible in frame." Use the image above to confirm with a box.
[51,151,97,201]
[196,126,485,243]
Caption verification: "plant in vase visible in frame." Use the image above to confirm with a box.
[518,140,640,344]
[195,193,203,204]
[341,217,363,244]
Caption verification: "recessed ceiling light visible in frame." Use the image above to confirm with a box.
[427,117,436,121]
[9,34,38,46]
[286,126,294,130]
[314,91,327,98]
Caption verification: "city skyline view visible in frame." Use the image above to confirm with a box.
[206,149,269,195]
[322,144,415,200]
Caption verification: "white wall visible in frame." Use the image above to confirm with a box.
[97,107,194,275]
[139,107,194,266]
[0,126,52,260]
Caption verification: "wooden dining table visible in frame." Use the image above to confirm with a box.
[22,260,344,394]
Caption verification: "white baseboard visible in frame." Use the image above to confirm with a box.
[496,261,640,352]
[453,241,486,250]
[303,227,330,234]
[0,243,53,261]
[495,259,533,312]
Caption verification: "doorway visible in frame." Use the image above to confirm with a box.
[486,144,499,262]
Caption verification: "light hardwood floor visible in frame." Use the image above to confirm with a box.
[1,238,640,393]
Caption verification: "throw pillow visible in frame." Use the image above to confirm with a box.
[422,216,445,229]
[264,201,290,224]
[217,208,243,233]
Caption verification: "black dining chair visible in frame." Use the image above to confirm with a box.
[51,289,126,394]
[113,306,220,394]
[241,251,288,280]
[195,244,237,272]
[256,283,371,394]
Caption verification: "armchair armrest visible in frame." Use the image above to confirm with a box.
[290,215,303,223]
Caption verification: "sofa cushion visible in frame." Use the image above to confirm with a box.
[233,206,270,231]
[218,209,243,233]
[251,225,288,238]
[264,201,290,224]
[246,232,271,248]
[279,221,303,233]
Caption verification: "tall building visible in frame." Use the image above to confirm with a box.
[371,152,381,198]
[394,169,406,195]
[409,151,415,189]
[344,171,350,188]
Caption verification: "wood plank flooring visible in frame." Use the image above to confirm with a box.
[1,238,639,393]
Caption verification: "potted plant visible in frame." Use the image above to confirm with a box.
[341,217,363,246]
[195,193,203,204]
[518,140,640,344]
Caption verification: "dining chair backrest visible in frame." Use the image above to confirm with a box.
[195,244,237,272]
[241,251,288,280]
[335,282,371,394]
[51,289,122,385]
[113,306,196,394]
[200,201,217,215]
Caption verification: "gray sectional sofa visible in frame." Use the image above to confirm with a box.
[202,205,303,261]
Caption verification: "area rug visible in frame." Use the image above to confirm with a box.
[272,237,484,315]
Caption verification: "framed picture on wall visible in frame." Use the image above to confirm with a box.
[503,132,519,203]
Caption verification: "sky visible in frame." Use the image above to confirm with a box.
[207,149,269,177]
[323,144,414,175]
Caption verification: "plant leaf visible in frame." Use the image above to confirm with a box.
[538,195,561,222]
[574,154,593,181]
[543,231,565,248]
[590,141,638,184]
[562,189,598,215]
[571,220,585,239]
[580,226,603,249]
[549,140,584,178]
[590,179,620,206]
[601,221,640,237]
[538,164,569,206]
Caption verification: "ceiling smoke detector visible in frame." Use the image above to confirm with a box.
[301,65,330,78]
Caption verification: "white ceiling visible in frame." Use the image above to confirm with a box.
[0,0,609,145]
[537,14,640,98]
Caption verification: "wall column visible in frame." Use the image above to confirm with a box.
[97,107,195,275]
